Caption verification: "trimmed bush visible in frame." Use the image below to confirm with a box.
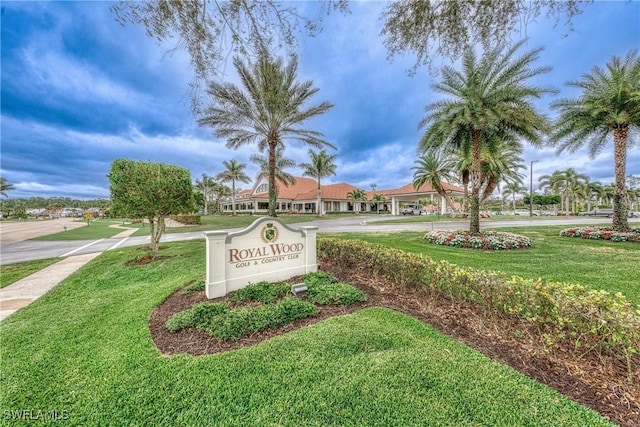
[229,281,290,304]
[303,271,339,287]
[166,301,230,332]
[200,297,317,341]
[560,226,640,243]
[424,230,531,250]
[317,237,640,365]
[307,283,367,306]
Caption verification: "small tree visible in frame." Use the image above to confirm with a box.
[108,159,194,258]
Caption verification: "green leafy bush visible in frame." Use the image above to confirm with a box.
[317,237,640,366]
[166,301,230,332]
[200,297,317,341]
[307,283,367,306]
[229,281,290,304]
[303,271,339,287]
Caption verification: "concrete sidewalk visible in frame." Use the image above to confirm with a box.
[0,253,101,321]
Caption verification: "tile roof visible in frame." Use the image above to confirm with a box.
[242,176,462,201]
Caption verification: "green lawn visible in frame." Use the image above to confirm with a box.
[0,258,59,288]
[33,219,146,241]
[0,241,612,426]
[328,225,640,304]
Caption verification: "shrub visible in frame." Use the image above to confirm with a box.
[424,230,531,250]
[166,301,230,332]
[200,297,317,341]
[229,281,290,304]
[560,226,640,243]
[307,283,367,306]
[317,237,640,366]
[303,271,339,287]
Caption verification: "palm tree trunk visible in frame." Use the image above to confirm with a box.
[469,130,482,234]
[231,180,237,216]
[612,127,629,231]
[268,138,278,217]
[316,181,322,216]
[461,171,469,211]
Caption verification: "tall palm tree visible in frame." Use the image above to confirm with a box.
[1,177,15,198]
[198,51,334,217]
[419,40,554,234]
[347,189,367,214]
[299,149,337,216]
[217,159,251,216]
[250,146,297,190]
[502,181,526,212]
[551,49,640,231]
[411,150,457,210]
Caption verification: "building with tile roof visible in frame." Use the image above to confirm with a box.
[222,175,464,215]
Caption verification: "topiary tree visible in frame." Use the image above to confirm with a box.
[108,159,194,258]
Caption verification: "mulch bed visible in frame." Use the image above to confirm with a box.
[149,263,639,426]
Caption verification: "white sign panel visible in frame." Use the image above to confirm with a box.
[204,217,318,298]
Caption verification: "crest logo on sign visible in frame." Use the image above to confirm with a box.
[260,222,279,243]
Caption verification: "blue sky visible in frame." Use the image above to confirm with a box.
[1,1,639,200]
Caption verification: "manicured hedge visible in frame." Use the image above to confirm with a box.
[317,237,640,367]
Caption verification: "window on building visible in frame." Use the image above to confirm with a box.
[255,183,268,194]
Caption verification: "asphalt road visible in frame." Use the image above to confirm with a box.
[1,216,637,265]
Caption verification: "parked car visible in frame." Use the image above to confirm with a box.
[581,209,613,217]
[513,210,539,216]
[629,211,640,218]
[401,204,423,215]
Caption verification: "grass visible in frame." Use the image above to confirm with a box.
[33,219,145,241]
[0,258,59,288]
[327,225,640,304]
[0,241,612,426]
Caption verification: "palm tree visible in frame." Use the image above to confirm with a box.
[194,173,217,215]
[217,159,251,216]
[347,189,367,214]
[551,49,640,231]
[299,149,337,216]
[198,51,334,217]
[585,181,606,213]
[1,177,15,198]
[538,168,588,213]
[250,146,297,190]
[502,182,526,212]
[411,150,457,211]
[419,40,554,234]
[371,194,386,214]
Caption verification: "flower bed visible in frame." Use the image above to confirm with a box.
[424,230,531,250]
[560,226,640,243]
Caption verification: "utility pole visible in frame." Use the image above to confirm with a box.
[530,160,539,217]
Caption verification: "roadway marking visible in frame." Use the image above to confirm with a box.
[109,237,129,251]
[60,239,106,257]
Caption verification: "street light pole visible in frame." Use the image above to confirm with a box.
[530,160,539,217]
